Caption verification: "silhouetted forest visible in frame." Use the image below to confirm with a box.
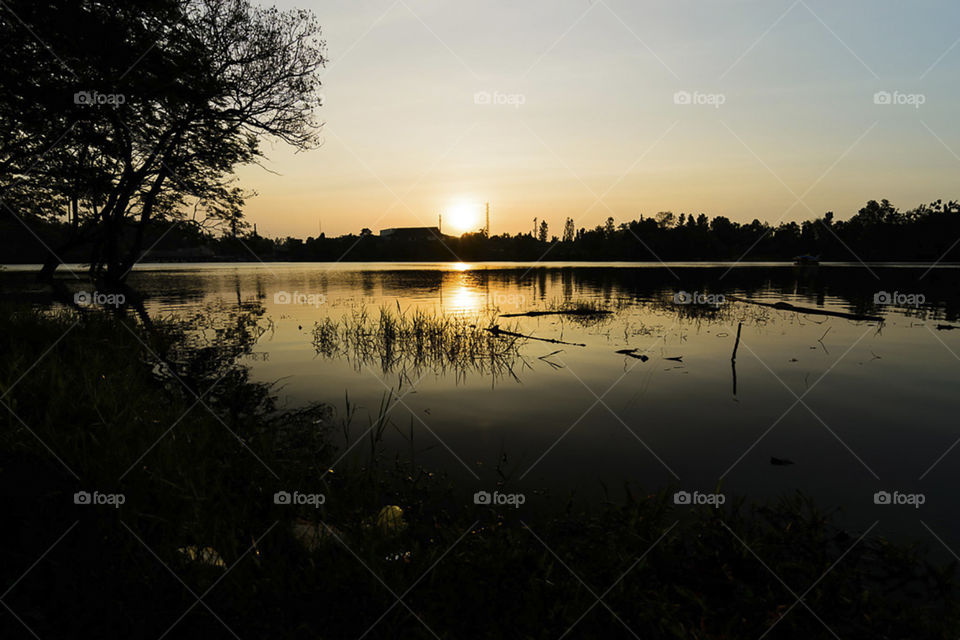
[3,198,959,265]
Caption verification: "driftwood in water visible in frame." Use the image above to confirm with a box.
[615,349,649,362]
[499,309,613,319]
[727,295,882,322]
[486,325,586,347]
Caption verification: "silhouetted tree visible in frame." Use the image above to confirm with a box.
[0,0,326,282]
[603,216,616,237]
[655,211,675,229]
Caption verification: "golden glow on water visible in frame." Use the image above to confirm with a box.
[85,262,960,547]
[444,284,485,314]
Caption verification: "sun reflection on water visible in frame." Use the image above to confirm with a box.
[443,284,486,314]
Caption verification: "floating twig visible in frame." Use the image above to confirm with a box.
[486,325,585,347]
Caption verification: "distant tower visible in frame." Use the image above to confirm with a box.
[485,202,490,236]
[438,213,442,233]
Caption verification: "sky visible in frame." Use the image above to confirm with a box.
[237,0,960,238]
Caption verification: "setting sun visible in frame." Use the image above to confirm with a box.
[445,201,480,234]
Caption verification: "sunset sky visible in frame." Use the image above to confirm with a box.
[239,0,960,238]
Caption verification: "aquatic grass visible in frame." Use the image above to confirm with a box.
[548,297,619,315]
[641,292,776,328]
[499,297,622,319]
[312,304,525,378]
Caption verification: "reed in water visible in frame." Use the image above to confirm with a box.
[312,304,525,376]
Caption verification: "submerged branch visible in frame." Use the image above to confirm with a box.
[485,324,586,347]
[727,295,883,322]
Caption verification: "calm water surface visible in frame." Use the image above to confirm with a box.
[5,261,960,546]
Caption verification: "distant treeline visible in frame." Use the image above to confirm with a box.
[4,198,959,265]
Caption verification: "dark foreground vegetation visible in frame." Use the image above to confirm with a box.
[2,303,958,639]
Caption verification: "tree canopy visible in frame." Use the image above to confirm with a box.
[0,0,325,280]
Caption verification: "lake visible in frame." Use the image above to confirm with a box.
[4,261,960,548]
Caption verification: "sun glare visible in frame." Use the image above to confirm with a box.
[446,201,479,234]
